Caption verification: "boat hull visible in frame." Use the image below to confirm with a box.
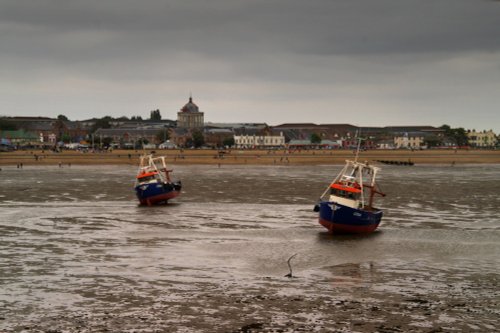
[318,201,383,234]
[135,181,181,206]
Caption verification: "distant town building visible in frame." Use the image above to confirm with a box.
[467,129,497,147]
[272,123,359,146]
[0,130,39,146]
[93,128,161,147]
[287,139,313,148]
[201,123,271,148]
[1,116,87,143]
[377,140,396,149]
[5,115,495,150]
[234,133,285,148]
[114,120,176,130]
[204,128,233,148]
[169,128,191,147]
[393,132,426,149]
[158,141,177,149]
[177,96,204,129]
[0,138,14,151]
[205,122,267,130]
[287,139,342,149]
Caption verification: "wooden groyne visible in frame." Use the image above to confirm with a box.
[376,160,414,166]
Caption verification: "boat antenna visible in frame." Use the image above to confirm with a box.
[354,128,362,162]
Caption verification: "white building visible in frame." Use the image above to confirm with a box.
[234,133,285,148]
[467,130,497,147]
[394,132,425,149]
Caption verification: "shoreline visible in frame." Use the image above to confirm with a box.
[1,148,500,166]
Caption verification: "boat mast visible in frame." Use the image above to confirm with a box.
[319,163,349,200]
[357,163,365,207]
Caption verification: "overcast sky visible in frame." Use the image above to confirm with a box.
[1,0,500,131]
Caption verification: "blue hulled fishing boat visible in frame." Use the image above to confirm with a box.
[314,159,386,233]
[134,154,181,206]
[314,139,387,235]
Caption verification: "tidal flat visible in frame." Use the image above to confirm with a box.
[1,164,499,332]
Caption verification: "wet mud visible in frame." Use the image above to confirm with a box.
[1,164,499,332]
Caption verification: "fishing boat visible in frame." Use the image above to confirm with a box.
[134,154,182,206]
[314,155,386,234]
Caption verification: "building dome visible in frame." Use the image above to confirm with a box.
[180,97,199,113]
[177,95,204,129]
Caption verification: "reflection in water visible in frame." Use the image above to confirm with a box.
[316,230,384,242]
[0,164,499,331]
[325,262,376,289]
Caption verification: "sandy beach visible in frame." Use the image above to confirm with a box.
[0,149,500,166]
[1,148,500,166]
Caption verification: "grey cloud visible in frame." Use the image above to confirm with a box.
[1,0,499,130]
[2,1,500,57]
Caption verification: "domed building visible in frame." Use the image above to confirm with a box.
[177,96,204,128]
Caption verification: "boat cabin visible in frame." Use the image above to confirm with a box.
[329,182,362,209]
[136,171,160,184]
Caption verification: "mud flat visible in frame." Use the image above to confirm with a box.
[8,264,498,332]
[1,164,499,332]
[1,148,500,166]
